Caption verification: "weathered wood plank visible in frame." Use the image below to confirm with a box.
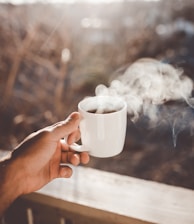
[22,166,194,224]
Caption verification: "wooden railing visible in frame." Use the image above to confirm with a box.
[2,166,194,224]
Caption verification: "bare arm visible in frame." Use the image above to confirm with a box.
[0,158,23,216]
[0,112,89,217]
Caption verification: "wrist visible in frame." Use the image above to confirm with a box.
[0,157,24,216]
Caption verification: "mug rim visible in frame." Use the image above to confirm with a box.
[78,95,127,116]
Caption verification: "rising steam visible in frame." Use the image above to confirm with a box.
[95,58,194,146]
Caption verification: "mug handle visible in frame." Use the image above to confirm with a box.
[63,137,89,153]
[69,143,89,152]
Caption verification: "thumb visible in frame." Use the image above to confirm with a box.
[52,112,81,140]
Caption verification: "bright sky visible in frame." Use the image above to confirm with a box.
[0,0,160,4]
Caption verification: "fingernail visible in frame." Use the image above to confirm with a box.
[61,167,72,178]
[70,112,80,121]
[61,168,67,177]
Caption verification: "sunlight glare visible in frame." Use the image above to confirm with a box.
[0,0,160,4]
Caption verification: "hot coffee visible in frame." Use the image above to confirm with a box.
[87,109,117,114]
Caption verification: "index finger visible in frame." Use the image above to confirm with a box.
[51,112,81,140]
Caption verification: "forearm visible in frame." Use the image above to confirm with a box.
[0,158,23,217]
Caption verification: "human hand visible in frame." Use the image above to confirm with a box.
[8,112,90,195]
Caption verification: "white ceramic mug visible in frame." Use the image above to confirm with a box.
[70,95,127,158]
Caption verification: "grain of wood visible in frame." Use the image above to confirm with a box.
[22,166,194,224]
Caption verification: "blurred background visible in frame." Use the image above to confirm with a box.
[1,0,194,189]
